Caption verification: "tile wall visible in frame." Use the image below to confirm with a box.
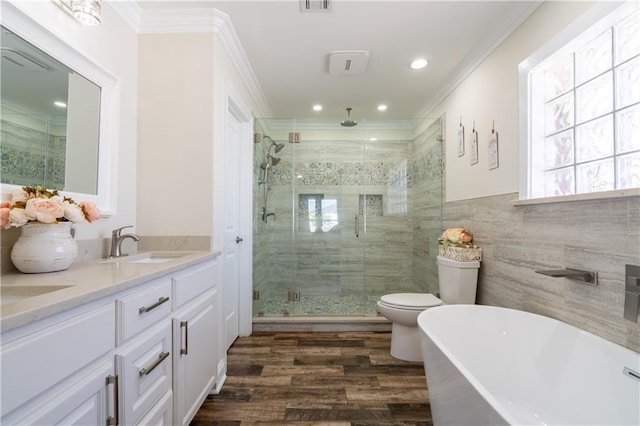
[443,193,640,352]
[252,120,444,316]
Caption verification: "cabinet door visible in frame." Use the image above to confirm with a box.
[172,290,217,426]
[136,390,173,426]
[116,321,172,426]
[7,358,115,426]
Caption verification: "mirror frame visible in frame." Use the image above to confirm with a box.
[1,2,119,215]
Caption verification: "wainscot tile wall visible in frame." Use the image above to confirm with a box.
[444,192,640,352]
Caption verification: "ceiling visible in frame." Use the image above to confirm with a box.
[136,1,541,124]
[0,1,541,125]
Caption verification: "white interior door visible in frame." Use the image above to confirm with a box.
[223,111,242,349]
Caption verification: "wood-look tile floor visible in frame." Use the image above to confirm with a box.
[190,331,432,425]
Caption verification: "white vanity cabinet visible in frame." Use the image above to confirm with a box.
[171,261,220,426]
[0,254,221,426]
[0,301,116,425]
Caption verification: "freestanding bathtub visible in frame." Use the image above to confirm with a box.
[418,305,640,425]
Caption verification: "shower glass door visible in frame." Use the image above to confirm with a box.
[252,117,443,318]
[288,124,367,316]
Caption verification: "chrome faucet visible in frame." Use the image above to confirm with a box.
[535,268,597,285]
[109,226,140,258]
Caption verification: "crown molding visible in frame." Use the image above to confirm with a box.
[213,9,272,119]
[139,8,216,34]
[106,1,141,33]
[419,1,542,118]
[108,2,271,119]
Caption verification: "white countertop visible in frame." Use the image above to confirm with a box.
[0,250,221,332]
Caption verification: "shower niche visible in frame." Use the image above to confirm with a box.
[359,194,383,216]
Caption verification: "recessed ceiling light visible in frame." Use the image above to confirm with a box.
[410,58,428,70]
[369,137,378,141]
[313,104,322,111]
[54,101,67,108]
[377,104,387,111]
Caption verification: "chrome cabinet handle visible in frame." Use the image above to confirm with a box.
[105,375,119,426]
[139,351,170,377]
[180,321,189,355]
[138,296,169,314]
[355,215,359,238]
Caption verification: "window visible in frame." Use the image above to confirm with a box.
[521,3,640,200]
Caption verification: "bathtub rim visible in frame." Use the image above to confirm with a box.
[419,305,517,424]
[417,304,640,425]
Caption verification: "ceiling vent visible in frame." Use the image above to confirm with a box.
[328,51,370,75]
[0,48,48,72]
[299,0,331,13]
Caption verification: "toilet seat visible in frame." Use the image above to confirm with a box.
[379,293,442,310]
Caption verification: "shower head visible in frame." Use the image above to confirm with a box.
[261,154,280,169]
[269,155,281,166]
[264,135,286,154]
[340,107,357,127]
[273,142,285,153]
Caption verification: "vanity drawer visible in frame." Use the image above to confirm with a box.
[172,260,217,309]
[117,278,172,343]
[0,302,114,417]
[116,321,172,426]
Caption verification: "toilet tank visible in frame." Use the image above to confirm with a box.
[437,255,480,304]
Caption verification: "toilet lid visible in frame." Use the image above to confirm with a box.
[380,293,442,309]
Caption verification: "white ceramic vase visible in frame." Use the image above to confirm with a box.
[10,222,78,273]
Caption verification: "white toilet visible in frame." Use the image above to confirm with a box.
[377,255,480,361]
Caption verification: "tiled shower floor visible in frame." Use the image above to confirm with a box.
[256,294,383,317]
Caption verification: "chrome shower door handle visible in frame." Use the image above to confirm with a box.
[355,215,359,238]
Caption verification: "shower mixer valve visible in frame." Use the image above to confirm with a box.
[262,207,275,222]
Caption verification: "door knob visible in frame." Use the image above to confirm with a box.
[236,236,243,244]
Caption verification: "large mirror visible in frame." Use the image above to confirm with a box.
[0,2,118,215]
[1,25,101,195]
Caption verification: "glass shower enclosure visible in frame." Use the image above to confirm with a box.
[253,116,443,318]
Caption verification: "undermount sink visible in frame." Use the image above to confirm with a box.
[126,256,179,264]
[102,252,188,264]
[1,285,72,306]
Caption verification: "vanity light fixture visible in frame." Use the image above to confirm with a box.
[410,58,428,70]
[57,0,102,26]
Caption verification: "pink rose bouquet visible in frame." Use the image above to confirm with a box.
[438,227,477,248]
[1,186,101,230]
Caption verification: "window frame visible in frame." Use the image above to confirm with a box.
[518,1,640,204]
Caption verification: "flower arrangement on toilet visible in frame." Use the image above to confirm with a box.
[438,227,482,261]
[1,186,101,229]
[438,227,477,248]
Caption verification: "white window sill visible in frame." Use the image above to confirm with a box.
[513,188,640,206]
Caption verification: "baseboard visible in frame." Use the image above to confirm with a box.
[252,316,392,332]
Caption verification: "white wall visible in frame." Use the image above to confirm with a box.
[2,0,138,240]
[137,33,214,236]
[429,1,595,202]
[137,28,262,242]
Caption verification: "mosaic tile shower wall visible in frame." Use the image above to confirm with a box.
[1,119,66,189]
[253,119,443,317]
